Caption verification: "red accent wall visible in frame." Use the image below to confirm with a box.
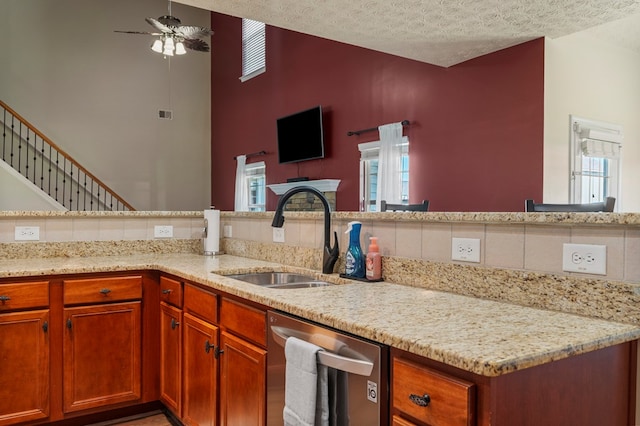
[211,13,544,212]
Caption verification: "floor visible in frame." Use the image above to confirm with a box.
[92,412,175,426]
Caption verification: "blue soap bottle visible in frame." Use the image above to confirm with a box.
[345,221,365,278]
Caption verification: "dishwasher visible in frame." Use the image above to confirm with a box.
[267,310,388,425]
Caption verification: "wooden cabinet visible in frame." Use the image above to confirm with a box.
[392,357,475,426]
[219,331,266,426]
[0,281,50,426]
[219,297,267,426]
[392,342,636,426]
[182,283,219,426]
[159,276,183,417]
[62,276,142,413]
[183,312,219,426]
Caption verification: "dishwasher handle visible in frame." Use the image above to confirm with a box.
[271,325,374,376]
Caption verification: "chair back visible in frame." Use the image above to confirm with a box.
[525,197,615,212]
[381,200,429,212]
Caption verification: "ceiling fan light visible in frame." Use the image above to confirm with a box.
[151,39,163,53]
[175,41,187,55]
[164,36,175,50]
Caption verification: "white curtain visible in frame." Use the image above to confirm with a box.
[376,122,403,211]
[234,155,249,211]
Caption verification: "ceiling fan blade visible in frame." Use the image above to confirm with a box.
[114,30,162,35]
[145,17,172,33]
[174,25,213,40]
[183,38,210,52]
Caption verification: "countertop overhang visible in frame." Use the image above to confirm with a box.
[1,253,638,377]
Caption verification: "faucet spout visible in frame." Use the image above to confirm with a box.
[272,186,339,274]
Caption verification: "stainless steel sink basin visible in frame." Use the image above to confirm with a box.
[224,272,334,289]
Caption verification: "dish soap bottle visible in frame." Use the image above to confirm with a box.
[345,221,365,278]
[366,237,382,280]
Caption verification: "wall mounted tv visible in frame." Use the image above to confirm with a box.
[276,105,325,164]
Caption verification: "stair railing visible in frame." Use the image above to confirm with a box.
[1,100,134,211]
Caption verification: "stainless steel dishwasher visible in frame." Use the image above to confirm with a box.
[267,310,388,425]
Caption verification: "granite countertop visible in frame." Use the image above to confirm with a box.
[1,253,639,377]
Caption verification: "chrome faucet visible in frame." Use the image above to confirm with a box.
[271,186,339,274]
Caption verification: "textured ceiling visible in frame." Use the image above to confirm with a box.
[175,0,640,67]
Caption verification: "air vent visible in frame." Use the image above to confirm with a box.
[158,110,173,120]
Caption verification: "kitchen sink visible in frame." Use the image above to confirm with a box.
[224,271,334,289]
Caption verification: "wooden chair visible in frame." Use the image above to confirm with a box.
[380,200,429,212]
[525,197,615,212]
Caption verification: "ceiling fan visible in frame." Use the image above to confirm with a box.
[115,0,213,56]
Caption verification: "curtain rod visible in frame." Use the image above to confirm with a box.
[347,120,410,137]
[233,150,266,160]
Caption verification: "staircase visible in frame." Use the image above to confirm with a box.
[1,100,134,211]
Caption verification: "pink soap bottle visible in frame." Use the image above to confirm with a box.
[366,237,382,280]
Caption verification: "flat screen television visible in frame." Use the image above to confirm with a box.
[276,105,325,164]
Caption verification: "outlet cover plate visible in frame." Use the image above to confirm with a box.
[154,225,173,238]
[451,237,481,263]
[562,243,607,275]
[273,227,285,243]
[223,225,233,238]
[15,226,40,241]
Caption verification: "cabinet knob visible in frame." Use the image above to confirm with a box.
[0,295,10,302]
[409,393,431,407]
[67,318,72,330]
[162,289,173,294]
[99,288,111,295]
[43,321,48,333]
[171,318,180,330]
[205,340,215,354]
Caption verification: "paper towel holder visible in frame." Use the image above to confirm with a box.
[203,217,224,256]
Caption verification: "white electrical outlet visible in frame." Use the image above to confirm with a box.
[154,225,173,238]
[451,237,481,263]
[15,226,40,241]
[223,225,233,238]
[562,243,607,275]
[273,227,285,243]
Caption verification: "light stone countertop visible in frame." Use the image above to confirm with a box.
[1,253,639,377]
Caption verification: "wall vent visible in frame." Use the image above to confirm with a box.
[158,110,173,120]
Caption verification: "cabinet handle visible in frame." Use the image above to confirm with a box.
[215,347,224,359]
[0,295,10,302]
[171,318,180,330]
[99,288,111,295]
[205,340,215,354]
[43,321,48,333]
[409,393,431,407]
[162,289,173,294]
[67,318,72,330]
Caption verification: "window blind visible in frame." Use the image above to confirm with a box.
[241,19,265,81]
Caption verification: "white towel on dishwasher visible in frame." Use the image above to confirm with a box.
[283,336,329,426]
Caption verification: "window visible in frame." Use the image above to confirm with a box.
[246,162,266,211]
[358,138,409,212]
[240,19,265,82]
[570,116,622,208]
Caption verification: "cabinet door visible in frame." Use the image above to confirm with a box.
[63,302,141,413]
[183,313,219,426]
[160,302,182,417]
[0,310,50,425]
[219,331,266,426]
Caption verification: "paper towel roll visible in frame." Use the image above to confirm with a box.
[204,208,220,255]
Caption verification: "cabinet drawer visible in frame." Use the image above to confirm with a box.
[160,276,183,308]
[393,357,475,426]
[220,297,266,347]
[63,276,142,305]
[0,281,49,311]
[184,284,217,323]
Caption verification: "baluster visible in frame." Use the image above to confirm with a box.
[10,116,15,167]
[39,135,45,189]
[62,158,67,209]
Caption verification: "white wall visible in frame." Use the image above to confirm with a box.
[544,33,640,211]
[0,0,211,211]
[0,162,66,211]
